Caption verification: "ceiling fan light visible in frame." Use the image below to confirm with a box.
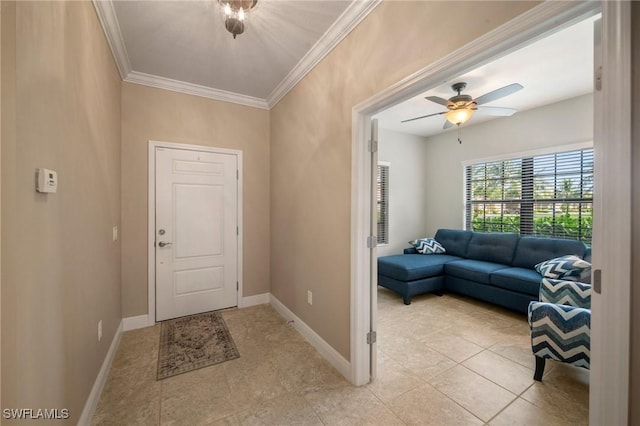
[445,108,474,126]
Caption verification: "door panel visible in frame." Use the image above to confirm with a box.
[156,147,238,321]
[174,184,223,258]
[174,267,224,294]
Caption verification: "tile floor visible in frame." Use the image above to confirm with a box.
[92,289,589,425]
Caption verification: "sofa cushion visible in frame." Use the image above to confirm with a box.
[465,232,519,265]
[535,255,591,281]
[490,267,542,297]
[414,238,446,254]
[378,254,461,281]
[444,259,510,285]
[434,229,473,257]
[512,236,588,269]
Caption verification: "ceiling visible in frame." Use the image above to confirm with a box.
[95,2,594,116]
[94,0,378,109]
[374,15,597,138]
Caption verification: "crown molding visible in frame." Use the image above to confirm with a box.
[92,0,131,79]
[266,0,382,108]
[125,71,270,110]
[93,0,380,110]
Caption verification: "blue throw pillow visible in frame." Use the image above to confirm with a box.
[535,255,591,281]
[413,238,446,255]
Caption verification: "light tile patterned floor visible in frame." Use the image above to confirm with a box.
[92,289,589,425]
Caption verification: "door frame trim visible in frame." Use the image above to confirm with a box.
[147,141,243,325]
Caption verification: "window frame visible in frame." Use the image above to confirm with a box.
[462,142,593,245]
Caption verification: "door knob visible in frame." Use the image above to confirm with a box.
[158,241,173,247]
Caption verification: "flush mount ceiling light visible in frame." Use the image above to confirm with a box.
[219,0,258,39]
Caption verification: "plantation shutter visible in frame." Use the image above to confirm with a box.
[377,163,389,244]
[465,148,593,245]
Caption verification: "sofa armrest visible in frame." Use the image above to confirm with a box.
[540,278,591,309]
[403,247,418,254]
[528,301,590,368]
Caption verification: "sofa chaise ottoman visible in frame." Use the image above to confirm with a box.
[377,229,590,313]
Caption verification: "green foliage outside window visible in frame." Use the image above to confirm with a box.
[470,213,592,244]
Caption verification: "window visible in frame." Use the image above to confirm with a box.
[465,147,593,245]
[377,163,390,245]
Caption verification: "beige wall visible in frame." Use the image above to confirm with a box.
[630,3,640,423]
[0,0,3,410]
[1,1,122,423]
[270,0,539,358]
[120,83,270,317]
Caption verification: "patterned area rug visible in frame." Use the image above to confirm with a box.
[157,311,240,380]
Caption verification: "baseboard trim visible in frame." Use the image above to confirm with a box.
[269,295,351,381]
[78,320,123,425]
[122,314,151,331]
[123,295,271,331]
[122,298,270,329]
[239,292,270,308]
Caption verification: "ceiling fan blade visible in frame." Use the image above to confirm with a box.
[475,106,518,116]
[443,120,454,130]
[401,111,446,123]
[474,83,523,105]
[425,96,450,106]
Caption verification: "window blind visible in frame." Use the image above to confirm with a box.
[377,164,389,244]
[465,148,593,245]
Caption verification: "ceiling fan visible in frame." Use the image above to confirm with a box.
[402,82,524,129]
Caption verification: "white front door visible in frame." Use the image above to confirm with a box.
[155,147,238,321]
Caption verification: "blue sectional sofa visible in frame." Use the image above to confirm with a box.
[377,229,590,313]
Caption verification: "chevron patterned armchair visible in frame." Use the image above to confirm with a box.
[528,277,591,381]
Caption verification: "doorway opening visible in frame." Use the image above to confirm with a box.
[350,1,631,424]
